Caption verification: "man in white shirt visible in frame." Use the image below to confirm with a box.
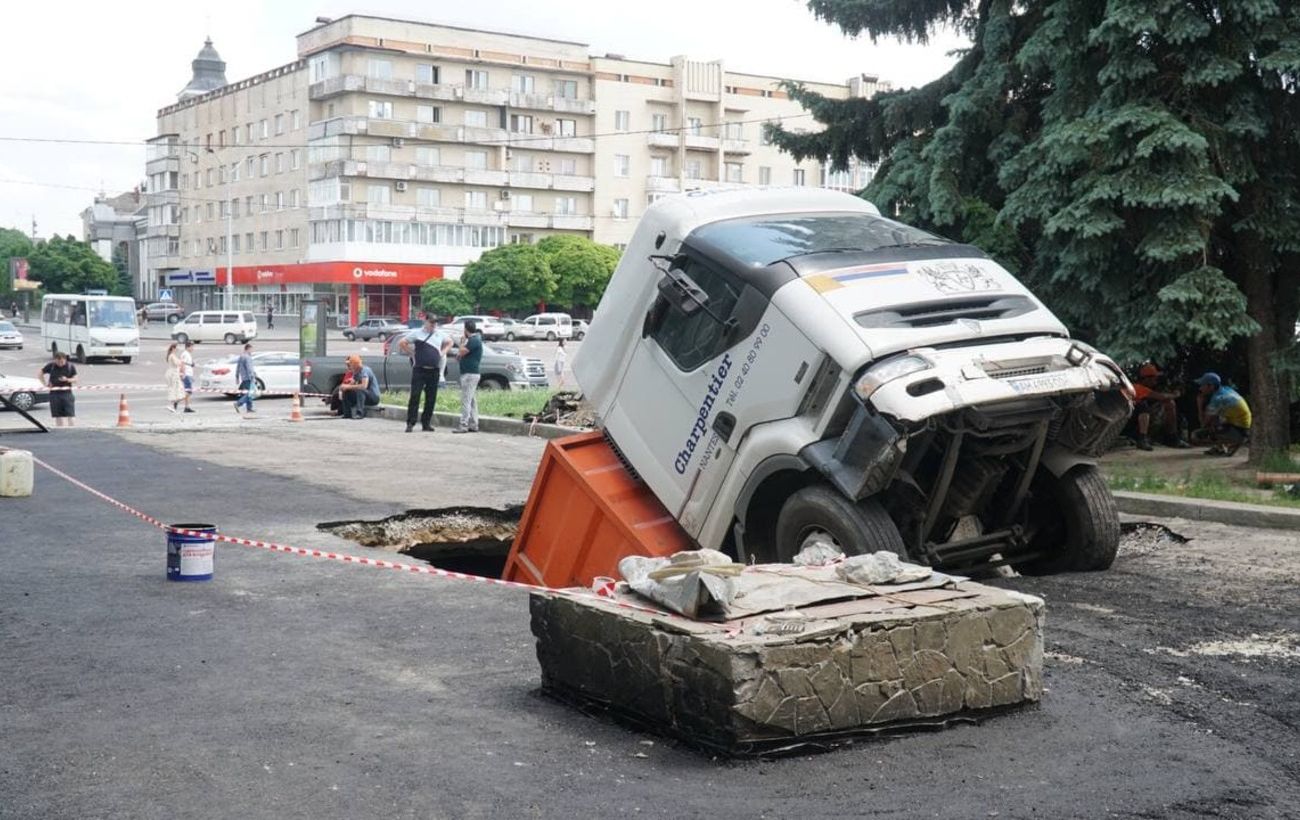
[398,314,453,432]
[180,341,197,413]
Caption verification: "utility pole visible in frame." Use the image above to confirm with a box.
[225,163,233,311]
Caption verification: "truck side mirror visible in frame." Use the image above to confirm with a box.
[656,267,709,317]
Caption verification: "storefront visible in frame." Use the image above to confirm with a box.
[163,261,441,325]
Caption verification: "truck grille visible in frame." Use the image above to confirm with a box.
[855,295,1035,330]
[988,365,1048,380]
[525,359,547,379]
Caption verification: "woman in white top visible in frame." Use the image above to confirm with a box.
[553,339,567,387]
[164,342,185,413]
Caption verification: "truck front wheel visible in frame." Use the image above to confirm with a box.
[774,485,905,563]
[1017,465,1120,574]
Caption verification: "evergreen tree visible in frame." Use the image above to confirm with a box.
[772,0,1300,464]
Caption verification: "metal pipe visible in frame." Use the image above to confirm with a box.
[1001,420,1049,527]
[920,430,963,548]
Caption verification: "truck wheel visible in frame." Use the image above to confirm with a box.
[774,485,905,563]
[224,333,237,344]
[478,377,506,391]
[1018,465,1120,574]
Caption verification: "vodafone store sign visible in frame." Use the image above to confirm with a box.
[228,261,438,286]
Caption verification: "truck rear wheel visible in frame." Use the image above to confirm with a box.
[774,485,905,563]
[1018,465,1119,574]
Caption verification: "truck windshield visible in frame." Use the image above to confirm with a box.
[689,212,950,268]
[87,301,138,329]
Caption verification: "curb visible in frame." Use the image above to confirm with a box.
[371,402,582,440]
[1114,490,1300,531]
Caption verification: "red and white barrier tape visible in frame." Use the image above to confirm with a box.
[30,455,675,619]
[44,383,331,398]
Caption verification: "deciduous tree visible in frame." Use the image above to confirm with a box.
[28,235,119,296]
[419,278,474,319]
[536,235,620,311]
[460,244,556,313]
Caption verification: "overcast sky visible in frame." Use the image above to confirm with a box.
[0,0,965,238]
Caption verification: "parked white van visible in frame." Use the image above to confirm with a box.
[170,311,259,344]
[505,313,573,341]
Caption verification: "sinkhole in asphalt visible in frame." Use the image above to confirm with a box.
[1119,521,1188,557]
[318,506,524,576]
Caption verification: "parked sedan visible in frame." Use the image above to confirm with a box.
[450,315,506,341]
[0,372,48,412]
[342,318,407,341]
[0,320,23,349]
[142,302,186,323]
[199,351,301,397]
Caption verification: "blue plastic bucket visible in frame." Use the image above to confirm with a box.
[167,524,217,581]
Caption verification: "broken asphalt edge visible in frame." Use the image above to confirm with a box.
[372,402,581,440]
[1114,490,1300,531]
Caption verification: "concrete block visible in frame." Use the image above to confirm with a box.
[530,581,1044,756]
[0,448,34,497]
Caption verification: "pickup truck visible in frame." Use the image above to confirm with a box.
[301,335,549,396]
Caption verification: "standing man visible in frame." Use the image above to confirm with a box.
[453,320,483,433]
[234,342,257,418]
[399,314,452,433]
[39,350,77,428]
[180,340,197,413]
[266,303,274,331]
[1191,372,1251,456]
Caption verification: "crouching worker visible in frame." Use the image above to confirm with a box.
[1190,372,1252,456]
[337,354,381,419]
[1132,362,1188,450]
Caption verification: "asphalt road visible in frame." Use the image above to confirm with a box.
[2,423,1298,818]
[0,322,579,428]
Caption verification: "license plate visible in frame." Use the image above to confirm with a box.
[108,349,122,355]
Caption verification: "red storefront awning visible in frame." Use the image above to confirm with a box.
[217,261,442,287]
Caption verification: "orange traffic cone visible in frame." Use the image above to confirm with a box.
[116,394,132,428]
[289,392,304,423]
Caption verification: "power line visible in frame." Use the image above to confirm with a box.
[0,111,811,153]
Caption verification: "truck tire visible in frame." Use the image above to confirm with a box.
[478,376,506,390]
[774,485,905,563]
[224,333,237,344]
[1018,465,1120,574]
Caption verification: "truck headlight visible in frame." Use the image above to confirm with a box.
[506,362,519,374]
[854,355,931,402]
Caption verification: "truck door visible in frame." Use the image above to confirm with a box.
[604,253,772,538]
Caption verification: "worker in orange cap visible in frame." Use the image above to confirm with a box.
[1132,363,1188,451]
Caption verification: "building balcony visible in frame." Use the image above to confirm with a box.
[647,132,680,149]
[510,92,597,115]
[684,134,721,151]
[464,87,510,106]
[148,190,181,206]
[507,171,552,189]
[505,212,551,229]
[145,223,181,239]
[308,75,365,99]
[412,165,466,184]
[146,155,180,175]
[552,96,597,115]
[552,174,596,192]
[461,209,506,226]
[646,176,680,194]
[682,178,747,192]
[722,139,751,155]
[551,214,594,231]
[464,169,509,187]
[463,125,510,145]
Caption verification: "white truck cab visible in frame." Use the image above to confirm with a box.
[575,188,1131,574]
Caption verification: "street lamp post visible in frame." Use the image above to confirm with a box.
[225,168,233,311]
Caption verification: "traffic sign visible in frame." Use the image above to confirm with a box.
[158,288,174,302]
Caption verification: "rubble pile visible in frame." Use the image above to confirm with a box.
[524,391,596,428]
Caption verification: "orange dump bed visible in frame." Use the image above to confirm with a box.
[502,431,692,589]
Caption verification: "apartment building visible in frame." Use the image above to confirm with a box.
[144,16,884,322]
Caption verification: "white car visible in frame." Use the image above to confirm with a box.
[0,372,48,412]
[449,315,506,341]
[0,320,23,349]
[199,351,300,397]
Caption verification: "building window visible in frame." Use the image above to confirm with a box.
[512,75,534,93]
[290,189,300,208]
[465,69,488,90]
[259,231,268,250]
[614,154,630,177]
[416,64,439,84]
[276,192,285,210]
[725,162,743,183]
[231,162,240,182]
[368,59,393,80]
[367,185,391,205]
[759,121,774,146]
[206,168,215,186]
[310,53,336,83]
[245,232,254,251]
[465,190,488,210]
[220,199,229,218]
[685,159,703,180]
[233,128,243,146]
[511,232,535,244]
[464,109,488,128]
[259,155,269,176]
[246,157,255,176]
[613,198,629,219]
[558,157,577,176]
[245,123,254,143]
[275,114,285,135]
[275,153,284,173]
[259,193,269,212]
[650,156,668,177]
[219,165,227,184]
[724,122,743,141]
[273,230,283,250]
[555,196,577,215]
[292,110,301,130]
[687,117,703,136]
[417,105,441,124]
[290,149,300,170]
[232,234,241,253]
[206,202,215,220]
[231,199,240,218]
[417,146,440,166]
[290,228,300,248]
[368,100,393,119]
[614,110,630,131]
[651,113,668,133]
[365,144,391,163]
[417,187,441,208]
[556,119,576,137]
[793,168,806,186]
[758,166,772,186]
[260,119,269,139]
[244,195,254,214]
[465,150,489,170]
[554,79,578,98]
[513,193,533,211]
[509,114,533,134]
[513,153,534,172]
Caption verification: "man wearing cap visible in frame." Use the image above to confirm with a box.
[1191,372,1252,456]
[399,314,453,432]
[1131,363,1188,451]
